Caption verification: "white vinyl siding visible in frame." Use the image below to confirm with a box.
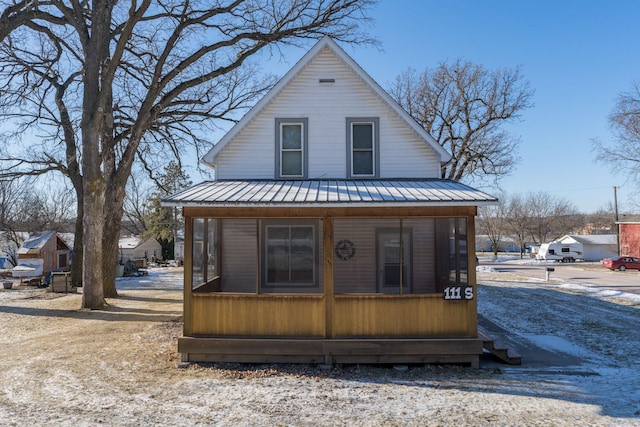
[214,46,441,180]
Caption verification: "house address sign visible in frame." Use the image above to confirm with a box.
[443,286,474,300]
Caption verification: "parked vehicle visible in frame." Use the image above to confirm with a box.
[536,242,584,262]
[601,256,640,271]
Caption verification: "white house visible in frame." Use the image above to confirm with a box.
[163,37,497,366]
[118,236,162,264]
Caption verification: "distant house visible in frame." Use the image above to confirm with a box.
[554,234,618,261]
[118,236,162,264]
[163,37,497,366]
[475,235,520,253]
[17,231,71,275]
[617,217,640,258]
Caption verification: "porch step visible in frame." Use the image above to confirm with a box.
[478,329,522,365]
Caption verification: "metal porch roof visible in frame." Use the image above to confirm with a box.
[162,179,498,208]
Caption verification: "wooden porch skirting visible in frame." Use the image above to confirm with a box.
[178,337,484,368]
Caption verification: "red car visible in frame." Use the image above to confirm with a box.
[601,256,640,271]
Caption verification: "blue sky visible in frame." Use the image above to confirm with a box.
[257,0,640,213]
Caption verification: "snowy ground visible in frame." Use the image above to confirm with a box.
[0,263,638,426]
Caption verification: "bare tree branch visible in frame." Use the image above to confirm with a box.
[593,81,640,202]
[390,60,534,185]
[0,0,378,308]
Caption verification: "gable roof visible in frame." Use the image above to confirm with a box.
[201,36,451,167]
[118,236,159,250]
[18,231,71,254]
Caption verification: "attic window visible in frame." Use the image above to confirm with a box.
[319,78,335,83]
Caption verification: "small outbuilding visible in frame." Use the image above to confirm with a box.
[16,231,71,276]
[118,236,163,264]
[163,37,497,367]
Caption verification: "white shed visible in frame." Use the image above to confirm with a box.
[555,234,617,262]
[118,236,162,264]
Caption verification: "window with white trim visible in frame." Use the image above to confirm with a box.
[347,117,379,177]
[276,118,308,178]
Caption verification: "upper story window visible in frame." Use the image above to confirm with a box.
[276,118,308,179]
[347,117,379,177]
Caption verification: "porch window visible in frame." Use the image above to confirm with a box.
[333,217,468,294]
[261,220,320,293]
[347,117,379,177]
[276,118,308,178]
[190,217,322,294]
[191,218,219,292]
[435,217,468,292]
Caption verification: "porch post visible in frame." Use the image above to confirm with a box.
[323,216,334,339]
[183,211,193,337]
[467,211,479,335]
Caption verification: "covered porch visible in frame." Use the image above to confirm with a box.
[164,179,497,366]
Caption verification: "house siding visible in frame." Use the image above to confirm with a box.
[215,46,441,180]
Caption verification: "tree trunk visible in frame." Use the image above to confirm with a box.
[71,207,83,288]
[102,184,125,298]
[82,172,106,309]
[80,0,112,310]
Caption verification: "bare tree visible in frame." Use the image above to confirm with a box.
[0,177,29,267]
[122,172,152,237]
[525,192,579,245]
[592,82,640,204]
[0,0,376,309]
[477,194,508,258]
[584,206,616,234]
[0,177,75,266]
[389,61,534,184]
[504,194,530,259]
[504,191,579,258]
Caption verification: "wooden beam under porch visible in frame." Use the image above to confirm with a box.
[178,337,483,368]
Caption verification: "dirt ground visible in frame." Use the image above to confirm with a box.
[0,267,638,426]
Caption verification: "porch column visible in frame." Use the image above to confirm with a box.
[323,216,334,339]
[183,211,193,337]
